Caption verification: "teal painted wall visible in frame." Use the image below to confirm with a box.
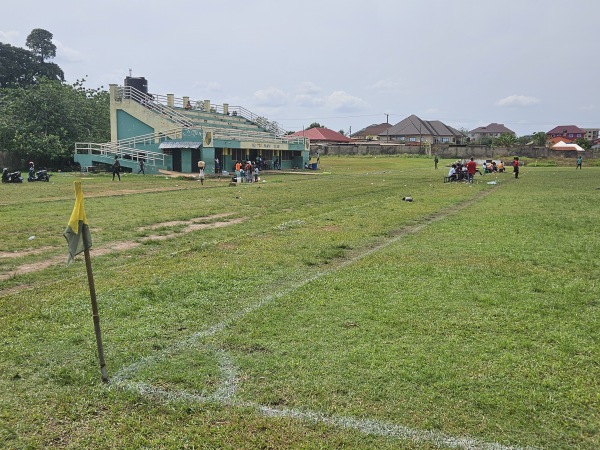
[117,110,154,140]
[181,149,192,173]
[201,147,215,173]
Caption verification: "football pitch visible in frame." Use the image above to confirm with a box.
[1,157,598,449]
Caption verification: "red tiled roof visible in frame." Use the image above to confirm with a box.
[288,127,351,142]
[548,136,573,145]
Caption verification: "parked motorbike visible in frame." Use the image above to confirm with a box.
[2,168,24,183]
[27,169,51,182]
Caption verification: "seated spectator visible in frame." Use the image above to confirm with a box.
[185,101,192,110]
[448,164,457,181]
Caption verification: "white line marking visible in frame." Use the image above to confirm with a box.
[111,196,535,449]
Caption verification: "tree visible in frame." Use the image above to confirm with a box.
[495,133,518,148]
[338,129,346,136]
[575,137,592,150]
[307,122,323,130]
[25,28,56,61]
[0,78,109,169]
[0,42,63,87]
[532,131,548,147]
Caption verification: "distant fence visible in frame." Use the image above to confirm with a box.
[311,144,598,160]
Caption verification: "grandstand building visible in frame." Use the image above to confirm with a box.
[75,77,310,174]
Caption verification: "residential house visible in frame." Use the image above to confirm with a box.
[582,128,599,141]
[547,125,585,140]
[378,115,463,145]
[351,123,392,141]
[468,123,515,142]
[287,127,351,143]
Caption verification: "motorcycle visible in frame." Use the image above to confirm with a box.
[27,168,51,182]
[2,168,24,183]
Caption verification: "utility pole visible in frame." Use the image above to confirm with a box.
[386,113,390,142]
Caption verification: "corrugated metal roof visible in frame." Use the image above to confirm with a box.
[159,141,202,149]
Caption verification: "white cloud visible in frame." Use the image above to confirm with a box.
[325,91,369,112]
[0,30,21,45]
[496,95,540,107]
[369,78,404,94]
[296,81,321,95]
[294,94,325,107]
[54,39,84,62]
[253,87,289,107]
[579,104,596,111]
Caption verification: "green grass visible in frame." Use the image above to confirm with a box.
[1,157,598,449]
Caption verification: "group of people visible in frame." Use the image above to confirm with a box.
[446,158,481,183]
[446,157,520,182]
[233,160,260,183]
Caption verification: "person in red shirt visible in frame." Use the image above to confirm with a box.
[466,157,477,183]
[513,157,519,179]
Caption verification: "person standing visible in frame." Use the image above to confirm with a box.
[245,161,253,183]
[513,157,519,179]
[576,155,582,169]
[466,157,477,183]
[137,159,145,175]
[198,167,205,185]
[112,157,121,181]
[434,156,439,169]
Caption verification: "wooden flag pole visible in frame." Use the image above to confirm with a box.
[83,242,108,383]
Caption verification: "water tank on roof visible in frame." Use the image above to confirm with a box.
[124,76,148,94]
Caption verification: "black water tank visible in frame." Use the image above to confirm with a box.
[124,76,148,94]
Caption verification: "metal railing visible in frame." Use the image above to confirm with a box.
[75,125,306,165]
[74,142,170,166]
[115,86,194,128]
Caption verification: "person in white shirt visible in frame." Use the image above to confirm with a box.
[447,164,457,181]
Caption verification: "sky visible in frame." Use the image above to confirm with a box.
[1,0,599,137]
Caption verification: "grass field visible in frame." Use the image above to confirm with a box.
[1,157,598,449]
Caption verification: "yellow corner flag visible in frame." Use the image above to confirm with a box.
[64,181,92,264]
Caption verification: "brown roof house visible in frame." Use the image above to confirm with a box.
[287,127,351,143]
[351,123,393,141]
[379,115,464,145]
[547,125,585,140]
[468,123,515,142]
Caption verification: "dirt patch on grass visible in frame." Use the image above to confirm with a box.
[0,246,56,259]
[136,213,235,231]
[0,214,245,288]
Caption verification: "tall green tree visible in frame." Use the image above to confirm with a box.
[532,131,548,147]
[0,78,109,169]
[25,28,56,61]
[307,122,323,130]
[0,42,63,87]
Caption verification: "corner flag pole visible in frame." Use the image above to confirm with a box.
[84,243,108,383]
[64,181,108,383]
